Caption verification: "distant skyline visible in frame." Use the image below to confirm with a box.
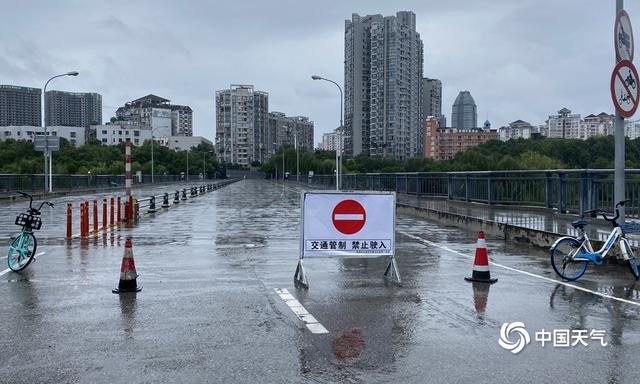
[0,0,634,145]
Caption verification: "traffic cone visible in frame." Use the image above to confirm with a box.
[112,237,142,293]
[464,231,497,284]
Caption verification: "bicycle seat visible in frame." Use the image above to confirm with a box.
[571,220,589,229]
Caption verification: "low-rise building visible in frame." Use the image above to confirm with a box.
[90,123,151,146]
[499,120,535,141]
[165,136,213,151]
[424,118,499,160]
[0,125,86,147]
[582,113,614,137]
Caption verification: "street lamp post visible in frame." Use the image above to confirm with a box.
[273,143,278,180]
[311,75,342,190]
[150,125,169,184]
[294,131,299,183]
[43,71,79,192]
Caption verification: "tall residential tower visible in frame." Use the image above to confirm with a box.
[215,85,269,166]
[45,90,102,127]
[344,11,424,160]
[0,85,41,127]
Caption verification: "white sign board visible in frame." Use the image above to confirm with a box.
[615,10,634,62]
[301,191,395,257]
[611,59,640,118]
[33,135,60,152]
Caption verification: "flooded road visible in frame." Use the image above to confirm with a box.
[1,179,639,383]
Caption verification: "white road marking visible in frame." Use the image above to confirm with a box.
[399,231,640,308]
[0,252,45,277]
[275,288,329,334]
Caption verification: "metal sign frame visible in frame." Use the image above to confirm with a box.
[610,59,640,118]
[294,190,400,288]
[615,9,634,62]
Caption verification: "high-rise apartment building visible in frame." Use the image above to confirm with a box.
[115,94,192,138]
[45,90,102,127]
[171,105,193,136]
[215,85,269,166]
[344,11,424,161]
[266,112,314,157]
[422,78,442,118]
[321,127,344,152]
[0,85,41,127]
[451,91,477,130]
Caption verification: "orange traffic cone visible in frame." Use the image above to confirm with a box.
[112,237,142,293]
[464,231,497,284]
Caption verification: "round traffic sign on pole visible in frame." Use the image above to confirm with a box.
[332,199,366,235]
[611,59,640,118]
[615,10,634,62]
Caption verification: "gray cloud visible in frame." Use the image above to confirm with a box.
[0,0,635,145]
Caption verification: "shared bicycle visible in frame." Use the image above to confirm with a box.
[7,191,53,272]
[550,200,640,281]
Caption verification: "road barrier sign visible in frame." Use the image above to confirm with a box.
[294,191,400,287]
[615,9,634,62]
[611,59,639,118]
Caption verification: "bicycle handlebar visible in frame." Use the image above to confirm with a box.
[16,191,53,214]
[583,200,630,224]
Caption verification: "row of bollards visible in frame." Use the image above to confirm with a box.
[68,197,124,239]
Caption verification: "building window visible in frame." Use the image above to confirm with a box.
[134,130,140,137]
[134,139,139,145]
[119,138,123,143]
[102,138,107,143]
[102,130,107,135]
[70,132,76,138]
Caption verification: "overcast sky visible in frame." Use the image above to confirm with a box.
[0,0,635,144]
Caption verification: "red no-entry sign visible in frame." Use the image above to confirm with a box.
[332,199,366,235]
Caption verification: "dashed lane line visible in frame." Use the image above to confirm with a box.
[399,231,640,308]
[0,251,46,277]
[275,288,329,334]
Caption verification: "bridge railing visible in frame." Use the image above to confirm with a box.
[0,174,194,193]
[306,169,640,218]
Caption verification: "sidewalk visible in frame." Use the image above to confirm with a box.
[396,194,640,249]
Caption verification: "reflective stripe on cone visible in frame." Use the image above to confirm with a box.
[465,231,497,284]
[113,237,142,293]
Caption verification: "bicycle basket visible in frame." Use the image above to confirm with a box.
[622,220,640,234]
[15,213,42,230]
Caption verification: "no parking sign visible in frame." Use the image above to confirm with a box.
[294,191,400,287]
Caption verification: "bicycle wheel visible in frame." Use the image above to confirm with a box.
[7,232,37,272]
[550,238,588,281]
[622,241,640,280]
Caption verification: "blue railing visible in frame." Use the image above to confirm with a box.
[306,169,640,218]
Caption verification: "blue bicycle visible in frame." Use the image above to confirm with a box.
[7,191,53,272]
[550,200,640,281]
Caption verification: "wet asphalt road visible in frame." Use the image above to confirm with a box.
[1,179,640,383]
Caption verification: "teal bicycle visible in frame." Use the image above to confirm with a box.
[7,191,53,272]
[550,200,640,281]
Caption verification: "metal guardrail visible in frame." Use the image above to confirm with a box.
[0,174,215,193]
[306,169,640,218]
